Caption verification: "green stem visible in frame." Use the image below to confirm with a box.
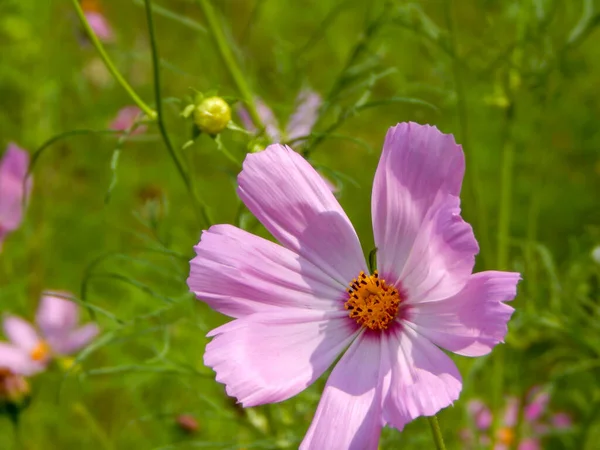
[497,125,515,270]
[443,0,492,268]
[71,0,156,119]
[196,0,264,130]
[427,416,447,450]
[72,402,114,450]
[143,0,212,227]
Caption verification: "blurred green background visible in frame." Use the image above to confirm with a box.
[1,0,600,448]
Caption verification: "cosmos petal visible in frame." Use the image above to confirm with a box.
[35,293,79,338]
[372,123,476,300]
[301,333,384,450]
[50,324,100,355]
[0,342,44,376]
[407,271,519,356]
[0,144,32,234]
[286,89,322,142]
[188,224,348,318]
[238,144,367,286]
[205,308,358,407]
[382,326,462,431]
[3,316,40,351]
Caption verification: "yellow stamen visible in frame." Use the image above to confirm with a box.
[344,271,401,331]
[30,341,50,362]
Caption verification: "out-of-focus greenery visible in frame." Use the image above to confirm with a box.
[1,0,599,448]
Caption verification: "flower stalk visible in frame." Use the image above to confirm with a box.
[428,416,447,450]
[71,0,156,120]
[196,0,264,132]
[143,0,212,227]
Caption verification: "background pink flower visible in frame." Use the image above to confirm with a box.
[0,144,32,251]
[237,88,321,144]
[188,122,520,449]
[464,387,572,450]
[0,293,99,376]
[84,11,113,42]
[109,106,147,135]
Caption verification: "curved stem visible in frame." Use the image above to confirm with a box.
[428,416,447,450]
[143,0,212,227]
[196,0,264,131]
[71,0,156,119]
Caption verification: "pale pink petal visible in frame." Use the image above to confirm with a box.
[84,12,113,42]
[372,123,476,301]
[504,397,520,427]
[468,399,493,430]
[0,342,44,376]
[204,308,359,407]
[406,271,519,356]
[188,224,347,318]
[525,387,550,422]
[36,293,79,338]
[518,438,541,450]
[0,144,32,234]
[238,145,367,286]
[552,412,572,429]
[382,325,462,431]
[301,333,385,450]
[286,89,321,142]
[3,316,40,351]
[50,323,99,355]
[237,99,281,142]
[109,106,147,135]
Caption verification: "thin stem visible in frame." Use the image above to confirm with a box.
[71,0,156,119]
[427,416,447,450]
[72,402,114,450]
[497,120,515,270]
[443,0,492,268]
[143,0,212,227]
[196,0,264,130]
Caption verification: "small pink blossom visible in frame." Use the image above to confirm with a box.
[188,122,520,449]
[109,106,147,135]
[237,89,321,145]
[552,412,572,429]
[0,144,32,251]
[84,11,113,43]
[237,90,339,193]
[468,399,493,430]
[0,293,99,376]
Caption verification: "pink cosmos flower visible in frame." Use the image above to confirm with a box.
[0,293,99,376]
[84,11,114,43]
[238,90,339,193]
[0,144,32,251]
[109,106,147,135]
[188,122,520,449]
[237,89,322,145]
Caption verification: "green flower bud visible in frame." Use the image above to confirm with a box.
[194,96,231,135]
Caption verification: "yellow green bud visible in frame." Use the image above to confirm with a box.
[194,96,231,135]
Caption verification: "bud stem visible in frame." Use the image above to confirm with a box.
[143,0,212,227]
[71,0,157,120]
[196,0,265,132]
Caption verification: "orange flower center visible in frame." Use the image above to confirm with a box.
[344,271,401,331]
[30,341,50,362]
[497,427,515,445]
